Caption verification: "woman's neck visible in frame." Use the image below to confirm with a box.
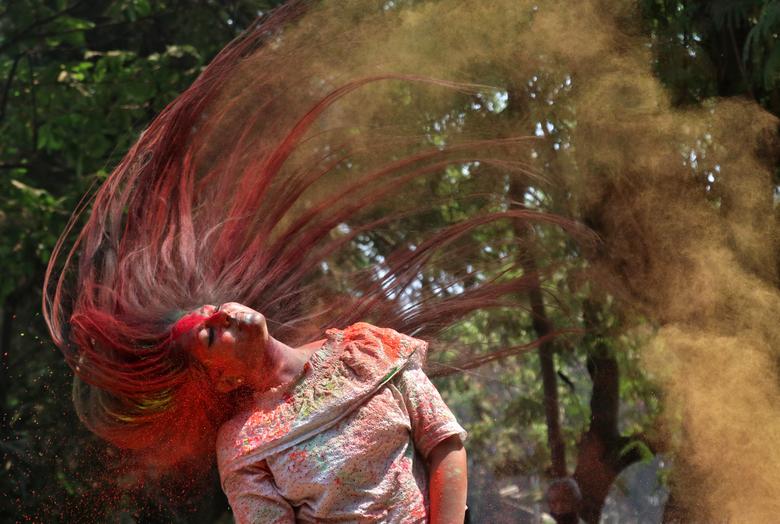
[250,336,322,393]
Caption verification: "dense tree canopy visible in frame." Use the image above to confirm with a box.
[1,1,777,522]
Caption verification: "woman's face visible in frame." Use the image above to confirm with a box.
[174,302,270,391]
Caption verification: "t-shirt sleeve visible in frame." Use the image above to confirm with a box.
[220,460,296,524]
[395,357,467,459]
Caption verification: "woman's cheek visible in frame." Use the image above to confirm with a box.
[219,331,237,345]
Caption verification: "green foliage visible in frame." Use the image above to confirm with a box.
[642,0,780,114]
[0,180,64,299]
[744,0,780,90]
[0,1,285,521]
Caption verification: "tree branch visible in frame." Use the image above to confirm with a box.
[0,1,85,55]
[0,53,22,123]
[728,21,755,99]
[26,55,38,152]
[0,162,30,170]
[510,182,567,478]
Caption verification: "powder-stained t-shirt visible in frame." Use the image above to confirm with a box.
[216,323,466,524]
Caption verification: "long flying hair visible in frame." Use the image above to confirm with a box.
[43,2,584,469]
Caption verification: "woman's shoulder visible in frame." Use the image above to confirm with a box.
[326,322,428,365]
[215,407,249,471]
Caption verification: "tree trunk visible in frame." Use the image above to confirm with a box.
[573,298,652,523]
[510,181,574,523]
[523,249,567,479]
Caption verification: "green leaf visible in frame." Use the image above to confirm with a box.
[762,39,780,89]
[620,440,654,463]
[10,179,48,198]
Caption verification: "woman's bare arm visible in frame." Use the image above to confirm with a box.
[427,435,468,524]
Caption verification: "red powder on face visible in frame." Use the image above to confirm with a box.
[170,313,208,342]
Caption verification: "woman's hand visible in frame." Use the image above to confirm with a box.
[427,435,468,524]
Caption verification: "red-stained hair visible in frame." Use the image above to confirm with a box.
[43,2,586,470]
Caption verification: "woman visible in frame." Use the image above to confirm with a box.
[43,1,571,521]
[176,302,467,522]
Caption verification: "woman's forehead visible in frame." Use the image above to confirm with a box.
[170,304,212,337]
[171,312,208,341]
[194,304,217,316]
[171,304,223,345]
